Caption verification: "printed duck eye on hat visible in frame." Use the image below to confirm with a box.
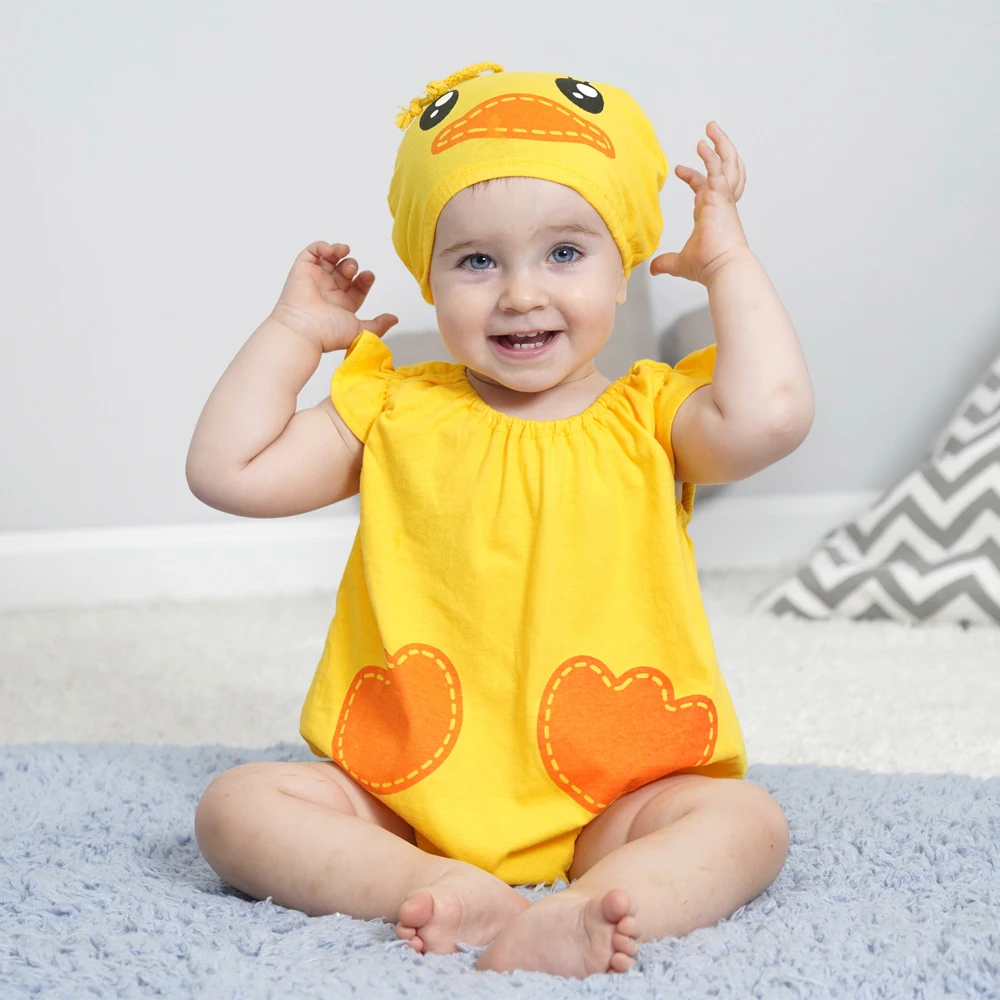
[388,62,669,304]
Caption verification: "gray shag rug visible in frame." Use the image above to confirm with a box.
[1,742,998,999]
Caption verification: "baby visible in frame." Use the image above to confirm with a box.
[186,62,814,979]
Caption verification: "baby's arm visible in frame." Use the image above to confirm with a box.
[655,123,814,487]
[185,316,362,517]
[670,251,814,486]
[185,241,396,518]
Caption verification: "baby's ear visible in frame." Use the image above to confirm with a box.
[616,271,628,306]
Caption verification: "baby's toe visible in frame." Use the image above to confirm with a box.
[395,923,417,941]
[612,931,638,956]
[398,889,434,930]
[600,888,632,924]
[616,913,640,939]
[609,950,636,973]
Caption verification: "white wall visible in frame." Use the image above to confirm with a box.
[3,0,999,532]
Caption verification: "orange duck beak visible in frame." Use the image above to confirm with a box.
[430,92,616,158]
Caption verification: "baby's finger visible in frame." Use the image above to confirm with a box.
[734,153,747,201]
[697,139,723,176]
[359,312,398,338]
[303,241,349,264]
[346,270,378,306]
[707,122,744,196]
[706,121,738,165]
[675,163,707,194]
[339,268,376,308]
[333,257,359,290]
[301,241,351,277]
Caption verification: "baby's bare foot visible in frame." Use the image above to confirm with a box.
[475,887,640,978]
[395,862,531,955]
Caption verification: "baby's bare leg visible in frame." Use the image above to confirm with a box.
[194,761,528,951]
[477,774,789,977]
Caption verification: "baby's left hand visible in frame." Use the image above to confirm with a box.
[650,121,751,286]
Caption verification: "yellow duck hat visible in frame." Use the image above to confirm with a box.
[388,62,669,304]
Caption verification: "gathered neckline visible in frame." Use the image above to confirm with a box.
[455,368,633,436]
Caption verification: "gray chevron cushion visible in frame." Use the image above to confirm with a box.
[751,352,1000,627]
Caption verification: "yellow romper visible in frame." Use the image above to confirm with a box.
[300,330,748,886]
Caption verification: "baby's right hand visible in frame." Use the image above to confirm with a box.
[269,241,399,353]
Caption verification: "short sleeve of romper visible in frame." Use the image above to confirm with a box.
[651,342,717,479]
[329,331,399,443]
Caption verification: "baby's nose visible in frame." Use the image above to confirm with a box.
[498,270,549,311]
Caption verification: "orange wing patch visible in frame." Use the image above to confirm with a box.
[334,644,462,794]
[537,655,717,813]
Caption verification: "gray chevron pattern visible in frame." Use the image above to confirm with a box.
[751,356,1000,628]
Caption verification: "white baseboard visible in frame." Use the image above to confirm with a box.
[687,489,880,571]
[0,492,880,610]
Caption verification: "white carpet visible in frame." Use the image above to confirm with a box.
[2,565,998,779]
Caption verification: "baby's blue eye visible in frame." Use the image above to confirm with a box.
[458,246,582,271]
[551,245,579,263]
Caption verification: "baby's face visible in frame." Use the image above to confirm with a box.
[428,177,627,393]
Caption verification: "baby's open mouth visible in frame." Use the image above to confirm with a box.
[491,331,560,350]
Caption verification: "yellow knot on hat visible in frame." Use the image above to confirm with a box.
[388,63,669,304]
